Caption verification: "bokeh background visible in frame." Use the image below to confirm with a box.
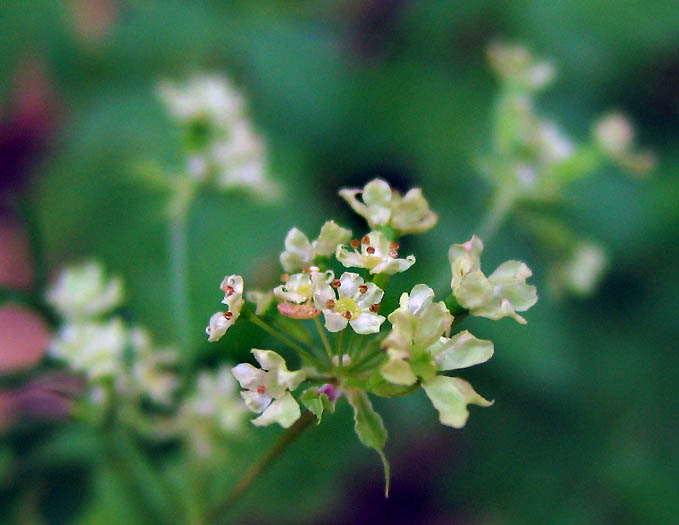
[1,1,678,523]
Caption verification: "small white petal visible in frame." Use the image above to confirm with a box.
[323,310,348,332]
[350,312,385,334]
[251,392,301,428]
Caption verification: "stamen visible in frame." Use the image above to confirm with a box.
[325,299,336,309]
[343,311,352,320]
[361,235,370,245]
[332,279,341,288]
[369,304,380,313]
[388,249,398,258]
[359,284,368,294]
[389,241,399,251]
[280,273,290,283]
[350,239,360,249]
[223,285,235,296]
[223,311,233,320]
[257,385,266,394]
[366,246,376,255]
[302,266,311,273]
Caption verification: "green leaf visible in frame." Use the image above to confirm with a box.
[346,389,391,497]
[300,388,325,424]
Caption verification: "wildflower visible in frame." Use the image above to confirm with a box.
[273,269,334,305]
[280,221,352,273]
[48,318,127,380]
[46,261,123,320]
[206,274,245,342]
[157,74,243,127]
[594,113,635,157]
[315,272,385,334]
[232,349,306,428]
[380,284,453,385]
[487,42,555,91]
[339,178,438,235]
[336,231,415,275]
[449,235,537,324]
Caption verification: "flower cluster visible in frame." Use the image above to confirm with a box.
[157,73,280,200]
[483,42,654,297]
[205,178,537,490]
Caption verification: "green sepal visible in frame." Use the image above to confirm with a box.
[375,225,399,242]
[444,293,468,316]
[346,389,391,497]
[409,348,437,383]
[299,388,335,425]
[367,371,419,398]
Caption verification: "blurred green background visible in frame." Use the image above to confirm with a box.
[1,0,678,523]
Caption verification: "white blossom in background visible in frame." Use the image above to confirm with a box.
[339,178,438,235]
[46,260,123,321]
[336,231,415,275]
[245,289,274,315]
[157,73,281,200]
[232,349,306,428]
[280,221,352,273]
[551,241,608,297]
[487,42,555,91]
[48,318,127,381]
[206,274,245,342]
[449,235,537,324]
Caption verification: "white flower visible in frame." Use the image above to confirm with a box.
[48,318,127,380]
[206,274,245,342]
[314,272,385,334]
[231,349,306,428]
[280,221,352,273]
[449,235,537,324]
[380,285,453,385]
[46,261,124,320]
[336,231,415,275]
[274,270,334,305]
[185,366,248,433]
[487,42,555,91]
[339,178,438,234]
[594,113,634,157]
[157,74,243,126]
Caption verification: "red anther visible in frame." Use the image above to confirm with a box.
[361,235,370,245]
[369,304,380,313]
[332,279,341,288]
[350,239,361,249]
[280,273,290,283]
[223,285,235,296]
[366,246,376,255]
[359,284,368,294]
[223,311,233,320]
[389,242,399,251]
[343,311,352,320]
[257,385,266,394]
[302,266,311,273]
[388,249,398,258]
[325,299,336,309]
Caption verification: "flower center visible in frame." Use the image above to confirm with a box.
[334,297,360,318]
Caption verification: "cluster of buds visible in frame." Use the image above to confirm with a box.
[205,178,537,491]
[484,42,654,297]
[156,73,280,201]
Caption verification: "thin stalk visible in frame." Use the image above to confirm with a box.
[478,186,515,241]
[313,316,334,360]
[348,346,384,373]
[336,329,345,366]
[169,211,191,354]
[206,411,315,523]
[249,314,325,369]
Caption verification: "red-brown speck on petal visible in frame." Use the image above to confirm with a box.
[343,311,352,320]
[257,385,266,394]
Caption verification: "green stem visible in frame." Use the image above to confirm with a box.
[205,411,315,522]
[169,211,191,354]
[336,329,345,366]
[249,314,325,369]
[313,316,334,360]
[478,185,515,241]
